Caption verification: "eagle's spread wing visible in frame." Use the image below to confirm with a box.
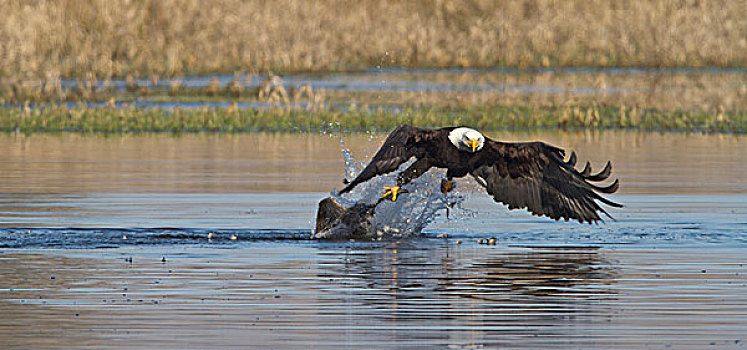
[340,125,432,194]
[471,140,622,223]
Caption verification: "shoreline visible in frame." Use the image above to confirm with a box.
[1,104,744,134]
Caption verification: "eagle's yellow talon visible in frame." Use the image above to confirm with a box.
[382,186,401,201]
[440,179,455,194]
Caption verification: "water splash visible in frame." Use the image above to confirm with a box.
[338,137,361,183]
[328,133,468,238]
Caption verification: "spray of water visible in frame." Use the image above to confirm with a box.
[327,132,470,238]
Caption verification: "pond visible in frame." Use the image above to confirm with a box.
[0,131,746,348]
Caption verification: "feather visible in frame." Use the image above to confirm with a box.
[587,161,612,181]
[472,139,622,223]
[566,151,577,167]
[339,125,433,194]
[581,161,592,177]
[590,178,620,194]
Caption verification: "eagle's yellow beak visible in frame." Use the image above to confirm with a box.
[463,138,478,152]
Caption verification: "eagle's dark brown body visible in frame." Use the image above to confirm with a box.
[339,125,621,224]
[413,128,482,177]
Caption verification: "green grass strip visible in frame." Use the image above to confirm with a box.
[0,105,744,134]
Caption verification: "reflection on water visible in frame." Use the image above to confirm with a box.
[1,131,745,194]
[0,245,744,349]
[319,244,616,323]
[0,245,616,348]
[316,244,618,348]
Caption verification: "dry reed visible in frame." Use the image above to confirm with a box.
[1,0,745,80]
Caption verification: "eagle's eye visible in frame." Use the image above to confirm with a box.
[462,138,478,152]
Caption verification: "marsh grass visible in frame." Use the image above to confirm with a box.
[2,68,743,133]
[1,0,745,81]
[3,69,745,114]
[2,104,743,134]
[0,79,262,104]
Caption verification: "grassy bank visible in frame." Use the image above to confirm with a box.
[1,0,745,81]
[2,105,743,134]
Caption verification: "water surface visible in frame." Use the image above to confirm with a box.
[1,131,746,348]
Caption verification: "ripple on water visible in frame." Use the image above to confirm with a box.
[1,131,747,348]
[0,244,745,348]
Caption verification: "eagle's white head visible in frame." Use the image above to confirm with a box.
[448,127,485,153]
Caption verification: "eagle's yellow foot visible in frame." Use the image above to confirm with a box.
[440,179,455,194]
[382,186,401,201]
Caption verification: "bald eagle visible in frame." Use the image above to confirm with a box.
[339,125,622,223]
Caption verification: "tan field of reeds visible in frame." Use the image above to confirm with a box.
[1,0,745,80]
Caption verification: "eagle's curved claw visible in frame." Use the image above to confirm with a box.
[382,186,401,201]
[440,179,455,194]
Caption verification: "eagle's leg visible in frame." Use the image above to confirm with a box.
[442,169,464,194]
[440,178,456,194]
[440,178,457,218]
[382,158,432,201]
[442,171,461,218]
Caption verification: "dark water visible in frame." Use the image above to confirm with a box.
[1,131,746,348]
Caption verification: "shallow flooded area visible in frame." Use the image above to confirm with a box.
[9,67,747,112]
[1,131,746,348]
